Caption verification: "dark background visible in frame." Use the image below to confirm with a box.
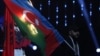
[0,0,100,56]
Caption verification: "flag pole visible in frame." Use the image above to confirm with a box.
[64,39,75,51]
[64,37,80,56]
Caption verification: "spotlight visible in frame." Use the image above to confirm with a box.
[64,4,67,8]
[0,49,3,52]
[73,0,75,4]
[89,23,92,26]
[96,48,100,53]
[99,7,100,11]
[29,44,38,51]
[32,45,37,51]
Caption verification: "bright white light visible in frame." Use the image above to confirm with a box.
[65,15,67,18]
[48,0,50,3]
[0,49,3,52]
[96,48,100,53]
[48,0,51,5]
[90,11,92,16]
[65,23,67,27]
[73,14,75,18]
[89,23,92,26]
[32,45,37,51]
[56,6,59,10]
[40,4,42,10]
[56,6,59,12]
[40,7,42,11]
[81,13,83,16]
[73,0,75,4]
[99,7,100,11]
[56,15,59,18]
[81,4,84,8]
[56,9,59,12]
[56,21,59,24]
[64,4,67,8]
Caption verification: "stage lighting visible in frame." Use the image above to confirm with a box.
[32,45,37,51]
[29,44,38,51]
[0,49,3,52]
[96,48,100,53]
[99,7,100,11]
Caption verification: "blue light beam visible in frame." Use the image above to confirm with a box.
[78,0,99,48]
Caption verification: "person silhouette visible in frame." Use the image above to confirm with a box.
[52,24,80,56]
[64,24,80,56]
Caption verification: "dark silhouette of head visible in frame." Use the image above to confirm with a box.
[67,24,80,38]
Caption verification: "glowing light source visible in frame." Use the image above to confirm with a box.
[56,15,59,24]
[89,23,92,26]
[64,4,67,8]
[0,49,3,52]
[73,0,75,4]
[96,48,100,53]
[48,17,50,20]
[47,0,51,20]
[55,5,59,25]
[32,45,37,51]
[99,7,100,11]
[65,23,67,27]
[56,6,59,12]
[73,14,75,18]
[40,4,42,11]
[81,13,83,16]
[64,15,67,18]
[56,15,59,19]
[56,9,59,13]
[29,44,38,51]
[64,15,67,27]
[64,3,67,27]
[56,6,59,10]
[64,20,67,27]
[89,3,92,16]
[81,4,84,8]
[90,11,92,16]
[56,21,59,24]
[48,0,51,6]
[78,0,99,49]
[81,4,84,11]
